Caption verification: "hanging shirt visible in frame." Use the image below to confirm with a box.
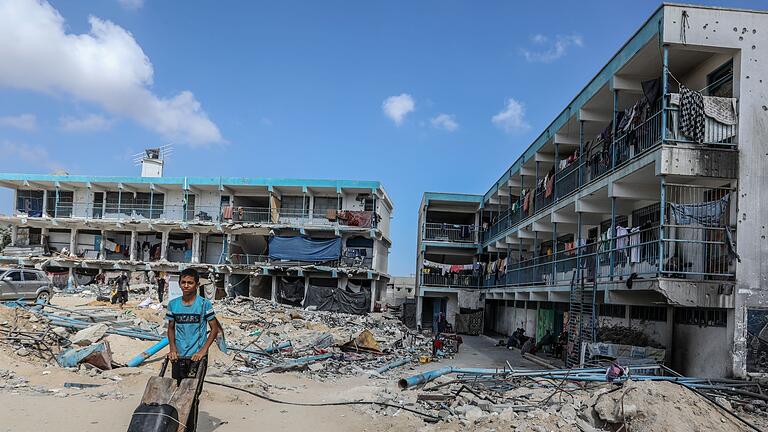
[615,226,629,250]
[165,295,216,358]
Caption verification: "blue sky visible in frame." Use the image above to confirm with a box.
[0,0,763,275]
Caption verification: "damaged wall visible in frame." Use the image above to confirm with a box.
[663,5,768,377]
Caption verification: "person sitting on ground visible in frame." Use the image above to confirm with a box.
[166,268,220,432]
[535,330,555,354]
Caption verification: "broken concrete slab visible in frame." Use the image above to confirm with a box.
[70,323,109,346]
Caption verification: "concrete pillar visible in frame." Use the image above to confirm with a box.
[129,231,138,261]
[42,190,48,216]
[191,232,201,264]
[10,225,18,246]
[160,231,169,261]
[271,276,278,303]
[370,281,377,313]
[67,267,74,290]
[415,295,423,331]
[69,228,78,256]
[98,230,106,260]
[664,305,674,365]
[302,275,310,306]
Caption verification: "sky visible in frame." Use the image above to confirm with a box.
[0,0,764,276]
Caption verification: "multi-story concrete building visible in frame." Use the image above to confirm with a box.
[0,150,393,313]
[416,4,768,378]
[415,192,482,331]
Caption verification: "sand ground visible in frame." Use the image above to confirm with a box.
[0,296,538,432]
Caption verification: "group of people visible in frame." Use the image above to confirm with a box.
[104,270,169,308]
[506,328,569,360]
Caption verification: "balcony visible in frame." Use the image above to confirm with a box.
[481,223,735,290]
[483,94,738,246]
[15,202,377,229]
[421,272,479,288]
[228,253,373,269]
[423,223,476,243]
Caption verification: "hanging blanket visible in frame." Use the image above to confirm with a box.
[703,96,737,125]
[679,85,705,143]
[304,285,370,315]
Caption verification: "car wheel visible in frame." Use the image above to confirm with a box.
[36,291,50,304]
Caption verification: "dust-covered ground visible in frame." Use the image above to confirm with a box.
[1,294,766,432]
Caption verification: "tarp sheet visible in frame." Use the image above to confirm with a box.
[268,236,341,262]
[277,277,305,306]
[304,284,370,315]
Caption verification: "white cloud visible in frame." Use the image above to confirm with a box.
[382,93,415,126]
[59,114,114,132]
[0,113,36,131]
[0,0,222,146]
[492,98,530,133]
[117,0,144,11]
[0,140,62,172]
[430,113,458,132]
[521,34,583,63]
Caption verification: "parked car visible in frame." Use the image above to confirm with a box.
[0,268,53,303]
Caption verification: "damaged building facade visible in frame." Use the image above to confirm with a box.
[0,151,394,314]
[416,4,768,378]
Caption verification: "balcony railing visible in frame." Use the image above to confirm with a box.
[15,202,377,228]
[424,223,476,243]
[481,223,735,290]
[228,254,373,269]
[421,272,479,288]
[483,94,738,245]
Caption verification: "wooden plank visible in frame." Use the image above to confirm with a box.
[140,376,176,405]
[170,378,199,432]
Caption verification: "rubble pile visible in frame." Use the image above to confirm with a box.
[596,325,662,348]
[406,372,768,431]
[217,296,433,380]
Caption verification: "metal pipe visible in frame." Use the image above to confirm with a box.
[398,367,454,389]
[397,367,511,389]
[126,337,169,367]
[374,357,411,375]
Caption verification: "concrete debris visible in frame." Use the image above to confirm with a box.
[220,296,435,380]
[2,292,768,431]
[70,323,109,346]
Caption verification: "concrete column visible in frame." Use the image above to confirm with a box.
[191,232,201,263]
[271,276,278,303]
[664,305,674,365]
[98,230,106,260]
[42,190,48,216]
[40,227,48,246]
[302,275,310,306]
[129,231,138,261]
[160,231,170,261]
[415,295,423,331]
[10,225,18,246]
[370,282,377,313]
[69,228,78,256]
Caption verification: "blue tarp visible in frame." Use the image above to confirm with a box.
[268,236,342,262]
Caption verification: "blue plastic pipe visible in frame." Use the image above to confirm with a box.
[374,357,411,375]
[126,337,169,367]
